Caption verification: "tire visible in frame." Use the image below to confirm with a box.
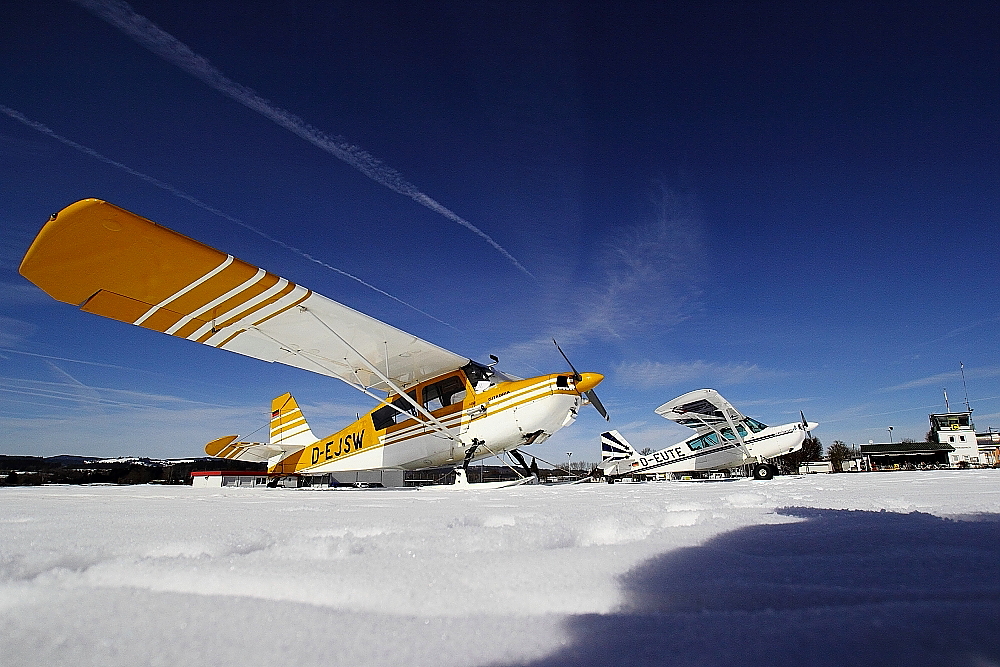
[752,463,774,480]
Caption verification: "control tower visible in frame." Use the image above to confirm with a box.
[928,411,978,466]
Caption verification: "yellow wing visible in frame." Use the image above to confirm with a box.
[20,199,469,391]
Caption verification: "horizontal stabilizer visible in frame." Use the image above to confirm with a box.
[205,435,295,463]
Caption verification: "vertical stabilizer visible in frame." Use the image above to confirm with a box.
[601,430,637,463]
[270,393,318,446]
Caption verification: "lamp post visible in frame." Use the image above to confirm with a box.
[566,452,573,474]
[888,426,894,444]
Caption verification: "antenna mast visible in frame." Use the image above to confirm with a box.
[960,361,972,412]
[943,388,950,412]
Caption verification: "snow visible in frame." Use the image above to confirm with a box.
[2,470,999,666]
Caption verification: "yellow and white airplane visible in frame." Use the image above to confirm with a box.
[20,199,608,481]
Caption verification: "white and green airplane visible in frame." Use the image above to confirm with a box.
[600,389,817,481]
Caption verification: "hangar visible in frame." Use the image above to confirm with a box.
[860,441,954,470]
[191,470,270,488]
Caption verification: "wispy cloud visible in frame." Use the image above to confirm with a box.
[42,362,105,412]
[575,183,704,341]
[0,374,363,419]
[615,359,781,389]
[0,347,179,375]
[495,183,706,371]
[916,316,1000,347]
[0,131,52,158]
[0,283,51,306]
[881,366,1000,392]
[0,375,206,412]
[733,396,815,407]
[70,0,532,278]
[0,374,363,456]
[0,103,455,329]
[0,316,36,348]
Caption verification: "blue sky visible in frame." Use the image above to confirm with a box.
[2,0,998,462]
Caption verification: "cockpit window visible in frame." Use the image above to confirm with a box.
[371,404,394,431]
[462,361,492,391]
[686,432,721,451]
[423,376,467,411]
[744,417,768,433]
[461,361,515,392]
[720,424,749,440]
[371,390,418,430]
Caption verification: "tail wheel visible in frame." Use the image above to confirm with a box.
[752,463,774,480]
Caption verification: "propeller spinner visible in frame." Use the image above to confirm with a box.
[553,339,610,421]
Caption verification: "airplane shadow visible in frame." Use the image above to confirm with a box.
[511,508,1000,667]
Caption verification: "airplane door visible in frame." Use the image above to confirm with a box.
[695,444,742,470]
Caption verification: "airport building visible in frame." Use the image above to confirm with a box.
[977,430,1000,466]
[860,441,955,470]
[191,470,271,487]
[860,410,994,470]
[190,469,406,488]
[930,411,979,464]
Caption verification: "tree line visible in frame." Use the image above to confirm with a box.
[776,437,856,473]
[0,455,263,486]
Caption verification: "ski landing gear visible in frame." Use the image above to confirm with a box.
[462,439,483,474]
[509,448,539,478]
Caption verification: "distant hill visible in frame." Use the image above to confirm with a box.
[0,455,264,486]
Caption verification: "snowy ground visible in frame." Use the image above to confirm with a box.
[2,470,999,666]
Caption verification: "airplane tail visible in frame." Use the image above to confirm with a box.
[601,430,637,463]
[204,393,317,464]
[269,392,318,446]
[205,435,281,463]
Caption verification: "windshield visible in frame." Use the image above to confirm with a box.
[462,361,516,391]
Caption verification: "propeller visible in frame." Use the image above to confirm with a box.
[553,339,610,421]
[800,410,818,438]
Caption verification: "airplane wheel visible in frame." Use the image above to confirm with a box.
[752,463,774,480]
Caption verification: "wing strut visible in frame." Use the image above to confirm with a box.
[248,321,457,441]
[296,306,459,441]
[675,407,752,462]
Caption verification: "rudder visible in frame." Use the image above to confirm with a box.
[601,430,637,463]
[270,393,318,446]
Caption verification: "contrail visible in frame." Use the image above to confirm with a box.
[70,0,534,278]
[1,103,456,329]
[44,360,105,410]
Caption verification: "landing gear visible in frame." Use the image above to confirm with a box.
[463,439,483,473]
[751,463,776,480]
[509,448,532,477]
